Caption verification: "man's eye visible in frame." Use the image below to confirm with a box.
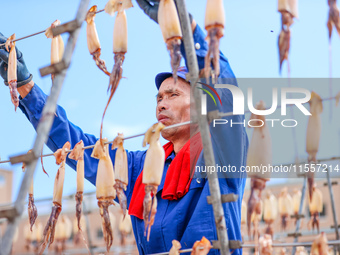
[171,93,178,97]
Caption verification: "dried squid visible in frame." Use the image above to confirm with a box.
[263,190,278,237]
[39,141,70,254]
[86,5,110,76]
[204,0,225,82]
[327,0,340,39]
[5,34,19,110]
[295,246,308,255]
[278,187,293,231]
[246,101,271,239]
[22,154,38,232]
[118,213,132,246]
[259,234,273,255]
[101,10,128,143]
[158,0,182,83]
[292,188,303,226]
[306,91,323,201]
[142,122,165,241]
[311,232,329,255]
[308,184,323,233]
[278,0,298,73]
[91,138,116,252]
[112,133,128,217]
[45,20,64,80]
[68,140,85,230]
[191,237,212,255]
[105,0,133,14]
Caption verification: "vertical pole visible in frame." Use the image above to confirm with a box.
[291,176,307,255]
[174,1,230,254]
[0,0,90,254]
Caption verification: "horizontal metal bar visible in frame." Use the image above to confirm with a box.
[324,181,338,186]
[207,194,238,205]
[290,214,305,219]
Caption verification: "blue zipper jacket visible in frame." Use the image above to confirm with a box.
[18,25,248,254]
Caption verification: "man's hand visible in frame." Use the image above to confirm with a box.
[136,0,159,23]
[0,32,33,87]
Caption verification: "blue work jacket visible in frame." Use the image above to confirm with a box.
[18,25,248,255]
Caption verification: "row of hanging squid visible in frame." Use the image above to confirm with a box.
[245,92,340,249]
[242,184,323,240]
[21,121,164,253]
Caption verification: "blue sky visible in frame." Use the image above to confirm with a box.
[0,0,340,202]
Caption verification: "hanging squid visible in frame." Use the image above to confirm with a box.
[45,20,64,80]
[292,188,303,226]
[86,5,110,76]
[278,0,298,73]
[311,232,329,255]
[22,154,38,232]
[68,140,85,231]
[204,0,225,82]
[158,0,182,83]
[191,237,212,255]
[278,187,293,231]
[263,190,278,237]
[308,184,323,233]
[246,101,271,239]
[112,133,128,217]
[118,212,132,246]
[142,122,165,241]
[259,234,273,255]
[306,91,323,201]
[327,0,340,39]
[295,246,308,255]
[39,141,70,254]
[105,0,133,14]
[5,34,19,111]
[91,138,116,252]
[54,214,72,254]
[101,10,128,143]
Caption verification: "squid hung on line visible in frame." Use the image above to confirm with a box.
[311,232,329,255]
[54,214,72,254]
[112,133,128,217]
[259,234,273,255]
[306,91,323,201]
[105,0,133,14]
[101,10,128,143]
[45,20,64,80]
[292,188,304,226]
[91,138,116,252]
[158,0,182,83]
[39,142,70,254]
[308,184,323,233]
[68,140,85,231]
[295,246,308,255]
[191,236,212,255]
[86,5,110,76]
[278,0,298,73]
[204,0,225,82]
[278,187,293,231]
[327,0,340,40]
[246,101,271,239]
[5,34,19,111]
[118,212,132,246]
[263,190,278,237]
[142,122,165,241]
[22,155,38,232]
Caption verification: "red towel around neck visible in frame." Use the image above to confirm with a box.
[129,132,202,219]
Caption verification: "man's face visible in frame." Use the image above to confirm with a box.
[156,77,191,140]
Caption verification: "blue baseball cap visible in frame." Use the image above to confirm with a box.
[155,66,189,90]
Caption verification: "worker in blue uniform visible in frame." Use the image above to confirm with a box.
[0,2,248,254]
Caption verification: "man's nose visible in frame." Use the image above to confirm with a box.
[157,98,169,112]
